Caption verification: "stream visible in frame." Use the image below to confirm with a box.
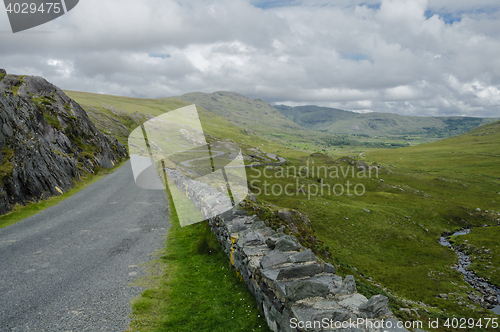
[439,228,500,314]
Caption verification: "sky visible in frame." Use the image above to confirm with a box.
[1,0,500,117]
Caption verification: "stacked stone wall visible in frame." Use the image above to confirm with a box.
[167,168,419,332]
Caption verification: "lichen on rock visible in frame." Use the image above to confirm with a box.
[0,74,128,214]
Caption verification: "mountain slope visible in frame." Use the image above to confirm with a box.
[276,104,499,140]
[0,73,127,214]
[65,90,297,168]
[171,91,305,135]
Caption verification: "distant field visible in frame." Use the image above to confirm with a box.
[365,120,500,180]
[276,104,499,138]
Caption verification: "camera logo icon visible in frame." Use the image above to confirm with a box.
[4,0,79,33]
[128,105,249,227]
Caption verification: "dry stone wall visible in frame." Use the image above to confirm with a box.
[167,168,424,332]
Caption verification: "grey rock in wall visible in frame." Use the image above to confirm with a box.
[334,275,357,295]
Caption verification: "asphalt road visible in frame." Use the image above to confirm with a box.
[0,160,169,331]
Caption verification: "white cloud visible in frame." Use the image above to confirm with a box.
[0,0,500,117]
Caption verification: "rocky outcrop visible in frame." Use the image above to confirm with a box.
[164,167,418,332]
[0,72,127,214]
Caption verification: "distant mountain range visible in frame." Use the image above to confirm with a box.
[275,104,499,139]
[172,91,499,147]
[172,91,304,134]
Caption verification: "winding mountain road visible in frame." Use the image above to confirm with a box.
[0,160,169,331]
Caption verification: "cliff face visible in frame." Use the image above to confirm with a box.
[0,71,128,214]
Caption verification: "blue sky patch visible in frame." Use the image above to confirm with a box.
[359,2,380,10]
[251,0,299,9]
[149,53,171,59]
[340,52,372,62]
[425,7,500,25]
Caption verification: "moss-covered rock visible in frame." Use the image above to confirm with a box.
[0,74,128,214]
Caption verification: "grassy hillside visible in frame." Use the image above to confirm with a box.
[242,121,500,330]
[65,90,285,159]
[170,91,369,152]
[66,90,422,155]
[67,90,500,330]
[64,91,192,146]
[276,104,499,145]
[172,91,303,133]
[65,90,191,117]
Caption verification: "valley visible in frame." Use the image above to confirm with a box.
[276,104,499,148]
[65,89,500,331]
[0,78,497,331]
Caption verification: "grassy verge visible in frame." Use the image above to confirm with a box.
[0,160,127,229]
[128,193,271,332]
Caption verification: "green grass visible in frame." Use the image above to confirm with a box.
[0,160,127,229]
[241,123,500,329]
[128,191,271,332]
[365,120,500,180]
[43,113,63,131]
[66,90,420,157]
[66,90,500,330]
[64,90,192,117]
[0,145,15,184]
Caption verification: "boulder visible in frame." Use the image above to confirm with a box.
[275,235,301,251]
[278,209,293,222]
[311,308,357,323]
[291,249,316,263]
[230,219,248,233]
[286,280,329,303]
[338,293,369,311]
[220,209,237,221]
[240,232,266,246]
[358,294,392,318]
[308,275,339,292]
[0,76,127,214]
[323,263,336,274]
[251,219,267,231]
[266,233,286,248]
[277,262,322,280]
[256,227,275,238]
[260,250,290,269]
[334,275,357,295]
